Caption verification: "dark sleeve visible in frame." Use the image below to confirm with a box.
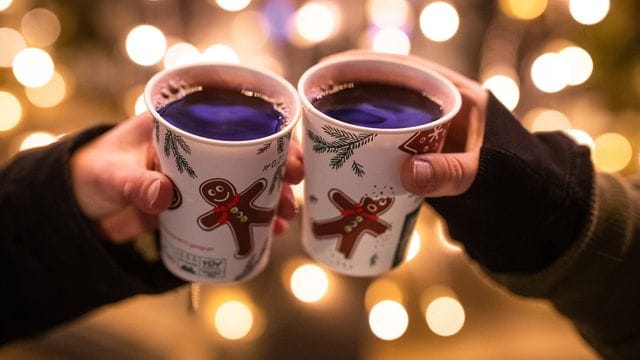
[428,93,640,358]
[427,93,593,273]
[0,126,184,345]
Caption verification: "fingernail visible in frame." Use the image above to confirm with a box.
[413,160,433,187]
[147,179,161,208]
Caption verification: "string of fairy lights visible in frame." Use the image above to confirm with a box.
[0,0,633,344]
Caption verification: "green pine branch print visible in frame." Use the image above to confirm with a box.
[163,129,197,178]
[307,125,376,176]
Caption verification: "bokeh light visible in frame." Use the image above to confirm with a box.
[569,0,609,25]
[499,0,548,20]
[290,263,329,303]
[565,129,595,151]
[125,25,167,66]
[524,108,572,133]
[593,132,632,173]
[365,279,405,311]
[12,48,54,88]
[21,8,61,47]
[0,0,12,11]
[367,0,410,29]
[419,1,459,42]
[294,2,337,43]
[372,28,411,55]
[369,300,409,341]
[20,131,57,151]
[531,52,569,93]
[25,71,66,108]
[163,42,201,69]
[559,46,593,86]
[425,296,465,337]
[0,28,26,67]
[214,300,254,340]
[405,232,421,262]
[215,0,252,12]
[202,44,240,63]
[0,91,22,132]
[134,93,147,115]
[482,74,520,110]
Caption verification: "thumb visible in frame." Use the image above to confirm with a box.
[115,167,174,214]
[401,152,479,197]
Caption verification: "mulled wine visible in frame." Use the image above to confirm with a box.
[158,85,285,141]
[311,82,443,129]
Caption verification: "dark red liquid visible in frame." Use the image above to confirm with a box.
[158,86,284,141]
[312,82,442,129]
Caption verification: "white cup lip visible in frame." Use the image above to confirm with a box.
[297,56,462,134]
[144,62,301,147]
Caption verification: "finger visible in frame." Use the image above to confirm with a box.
[284,142,304,184]
[401,152,479,197]
[113,165,174,214]
[273,217,290,235]
[100,207,158,243]
[277,185,296,220]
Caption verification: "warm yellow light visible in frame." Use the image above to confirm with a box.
[21,8,61,47]
[202,44,239,63]
[0,28,26,67]
[125,25,167,66]
[499,0,548,20]
[569,0,609,25]
[20,131,57,151]
[531,52,568,93]
[12,48,54,88]
[405,232,421,261]
[25,71,66,108]
[565,129,595,151]
[163,42,201,69]
[559,46,593,86]
[372,28,411,55]
[426,296,465,337]
[0,0,12,11]
[525,108,571,133]
[367,0,409,29]
[0,91,22,131]
[436,219,462,253]
[369,300,409,341]
[291,180,304,203]
[294,2,336,43]
[364,279,404,311]
[593,133,632,173]
[231,11,270,50]
[134,93,147,115]
[214,300,254,340]
[482,74,520,111]
[290,264,329,303]
[419,1,459,42]
[216,0,252,12]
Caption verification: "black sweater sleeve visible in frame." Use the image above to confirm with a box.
[0,126,183,345]
[427,93,594,273]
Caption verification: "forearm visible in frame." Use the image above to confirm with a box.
[0,127,181,344]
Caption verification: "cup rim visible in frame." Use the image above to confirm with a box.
[296,56,462,134]
[144,62,301,147]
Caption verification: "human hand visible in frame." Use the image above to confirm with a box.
[321,50,488,197]
[71,112,303,242]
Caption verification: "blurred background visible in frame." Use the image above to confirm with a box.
[0,0,637,358]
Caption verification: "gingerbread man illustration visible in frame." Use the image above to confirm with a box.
[312,189,394,259]
[197,178,274,258]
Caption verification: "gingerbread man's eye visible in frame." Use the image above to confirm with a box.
[378,198,387,206]
[207,189,216,196]
[367,204,378,212]
[215,185,225,192]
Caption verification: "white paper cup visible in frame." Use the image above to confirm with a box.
[298,54,461,276]
[145,63,301,283]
